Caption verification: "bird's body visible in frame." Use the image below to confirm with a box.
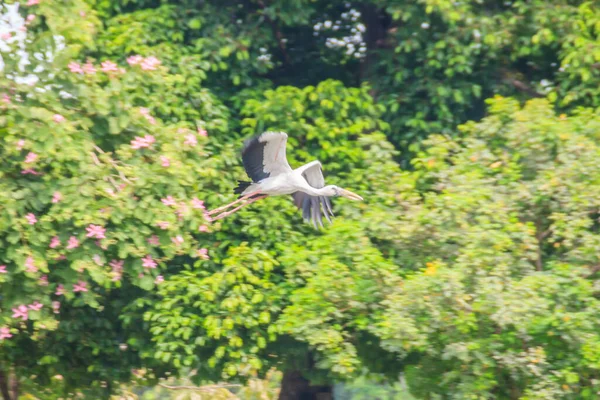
[207,131,363,226]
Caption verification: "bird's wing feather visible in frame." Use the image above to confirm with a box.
[291,161,333,228]
[241,131,292,182]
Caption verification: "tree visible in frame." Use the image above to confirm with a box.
[0,1,233,397]
[374,97,600,399]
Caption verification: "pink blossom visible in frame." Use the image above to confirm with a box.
[197,128,207,137]
[197,248,209,260]
[25,213,37,225]
[39,275,49,286]
[110,260,123,281]
[155,275,164,284]
[53,114,65,123]
[1,32,11,40]
[52,301,60,313]
[0,327,12,340]
[92,254,103,266]
[73,281,88,293]
[101,60,119,73]
[127,55,143,65]
[28,301,43,311]
[19,26,27,32]
[109,259,124,271]
[141,110,156,124]
[52,191,62,203]
[21,169,39,175]
[147,235,160,246]
[176,203,188,219]
[0,265,6,273]
[55,284,65,296]
[79,11,86,17]
[16,139,25,149]
[156,221,170,230]
[24,152,38,163]
[26,14,35,23]
[184,133,197,146]
[2,94,10,104]
[12,305,28,320]
[140,56,161,71]
[131,135,156,149]
[26,0,40,5]
[25,256,37,273]
[161,196,177,207]
[68,62,83,74]
[199,225,209,232]
[56,255,66,261]
[191,198,205,210]
[142,255,157,269]
[83,61,96,75]
[171,235,184,245]
[160,156,170,167]
[49,236,61,248]
[86,224,106,239]
[66,236,80,249]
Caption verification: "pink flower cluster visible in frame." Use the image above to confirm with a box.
[86,224,106,239]
[184,133,197,147]
[171,235,184,246]
[11,301,43,321]
[139,107,156,125]
[67,236,80,249]
[53,114,65,123]
[127,55,161,71]
[25,213,37,225]
[55,284,65,296]
[24,152,38,163]
[142,255,157,269]
[147,235,160,246]
[73,280,88,293]
[0,327,11,340]
[52,191,62,203]
[25,256,37,273]
[0,265,6,273]
[197,248,209,260]
[131,134,156,149]
[68,61,96,75]
[110,259,124,282]
[161,196,177,207]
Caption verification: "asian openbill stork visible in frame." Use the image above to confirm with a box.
[206,131,363,226]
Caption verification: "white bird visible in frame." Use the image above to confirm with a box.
[206,131,363,226]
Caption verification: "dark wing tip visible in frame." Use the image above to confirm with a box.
[241,134,269,183]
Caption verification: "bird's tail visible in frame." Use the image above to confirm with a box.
[233,180,252,198]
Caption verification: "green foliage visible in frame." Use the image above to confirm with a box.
[375,97,600,398]
[3,0,600,398]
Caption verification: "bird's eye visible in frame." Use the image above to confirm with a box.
[333,187,340,196]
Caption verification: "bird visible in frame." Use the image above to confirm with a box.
[206,131,363,226]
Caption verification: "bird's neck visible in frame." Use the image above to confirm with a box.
[305,186,329,196]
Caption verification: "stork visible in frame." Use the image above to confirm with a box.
[206,131,363,227]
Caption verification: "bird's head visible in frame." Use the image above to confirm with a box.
[325,185,364,201]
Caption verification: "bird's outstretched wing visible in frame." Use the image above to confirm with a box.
[242,131,292,182]
[291,161,334,228]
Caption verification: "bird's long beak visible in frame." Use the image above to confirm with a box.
[339,188,363,201]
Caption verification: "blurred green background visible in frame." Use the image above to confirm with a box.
[1,0,600,399]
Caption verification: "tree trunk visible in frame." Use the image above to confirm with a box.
[278,371,333,400]
[0,369,12,400]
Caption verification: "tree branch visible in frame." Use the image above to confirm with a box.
[256,0,291,66]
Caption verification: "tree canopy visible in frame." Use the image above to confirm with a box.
[1,0,600,399]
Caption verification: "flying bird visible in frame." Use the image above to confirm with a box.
[206,131,363,226]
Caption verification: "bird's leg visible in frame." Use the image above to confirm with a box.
[210,195,268,221]
[207,191,261,216]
